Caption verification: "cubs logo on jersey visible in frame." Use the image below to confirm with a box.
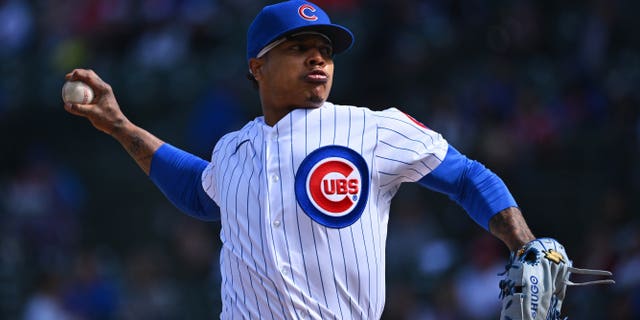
[295,145,369,228]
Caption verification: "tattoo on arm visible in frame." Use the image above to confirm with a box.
[129,135,150,157]
[112,123,163,176]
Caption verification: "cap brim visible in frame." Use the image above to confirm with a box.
[279,24,354,55]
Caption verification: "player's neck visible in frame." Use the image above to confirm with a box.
[262,106,299,126]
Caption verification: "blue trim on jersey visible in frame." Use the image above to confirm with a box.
[149,143,220,221]
[418,146,517,230]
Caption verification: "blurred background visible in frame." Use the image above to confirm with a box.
[0,0,638,319]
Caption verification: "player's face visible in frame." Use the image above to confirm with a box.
[252,34,335,123]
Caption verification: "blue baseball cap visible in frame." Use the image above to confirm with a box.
[246,0,354,61]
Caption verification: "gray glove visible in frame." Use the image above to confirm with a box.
[499,238,615,320]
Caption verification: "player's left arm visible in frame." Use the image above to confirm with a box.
[418,146,534,250]
[488,207,535,251]
[374,107,533,249]
[409,120,613,319]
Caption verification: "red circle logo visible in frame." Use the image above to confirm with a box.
[307,158,361,216]
[298,4,318,21]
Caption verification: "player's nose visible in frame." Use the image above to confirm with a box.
[305,47,327,67]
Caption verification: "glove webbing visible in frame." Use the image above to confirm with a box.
[565,267,616,286]
[497,260,615,299]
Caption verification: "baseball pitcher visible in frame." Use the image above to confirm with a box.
[62,1,613,319]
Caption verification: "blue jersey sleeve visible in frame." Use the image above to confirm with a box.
[149,143,220,221]
[418,146,517,230]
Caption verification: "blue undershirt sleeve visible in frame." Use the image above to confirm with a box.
[149,143,220,221]
[418,146,517,230]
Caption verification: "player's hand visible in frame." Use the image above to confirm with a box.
[63,69,129,135]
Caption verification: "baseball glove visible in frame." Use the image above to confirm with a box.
[498,238,615,320]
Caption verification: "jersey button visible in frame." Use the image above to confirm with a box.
[273,220,281,227]
[281,267,289,275]
[271,175,279,183]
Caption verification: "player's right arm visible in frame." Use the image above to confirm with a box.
[63,69,219,221]
[63,69,163,174]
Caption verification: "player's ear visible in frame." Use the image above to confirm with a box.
[248,58,264,80]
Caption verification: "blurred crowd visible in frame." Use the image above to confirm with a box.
[0,0,638,319]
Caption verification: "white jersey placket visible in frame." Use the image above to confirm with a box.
[262,124,306,319]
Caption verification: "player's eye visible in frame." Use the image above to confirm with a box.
[320,46,333,57]
[289,44,304,52]
[287,42,332,58]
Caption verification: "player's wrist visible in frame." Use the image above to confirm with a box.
[107,116,134,137]
[489,207,535,252]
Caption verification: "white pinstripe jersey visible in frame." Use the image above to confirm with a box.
[202,102,448,319]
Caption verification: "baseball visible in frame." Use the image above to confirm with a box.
[62,81,95,104]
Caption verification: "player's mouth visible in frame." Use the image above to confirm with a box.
[304,70,329,83]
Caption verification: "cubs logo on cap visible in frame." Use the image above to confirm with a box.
[246,0,354,61]
[298,4,318,21]
[295,146,369,228]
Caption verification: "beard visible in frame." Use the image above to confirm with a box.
[307,94,325,105]
[304,84,328,107]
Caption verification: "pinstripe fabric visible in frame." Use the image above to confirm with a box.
[202,102,448,319]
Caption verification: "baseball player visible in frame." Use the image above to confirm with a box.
[63,1,613,319]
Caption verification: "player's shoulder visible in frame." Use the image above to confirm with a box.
[211,119,260,154]
[324,101,392,116]
[370,106,437,133]
[372,106,410,118]
[329,102,401,114]
[217,122,250,140]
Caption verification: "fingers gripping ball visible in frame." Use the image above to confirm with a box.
[62,81,95,104]
[498,238,614,320]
